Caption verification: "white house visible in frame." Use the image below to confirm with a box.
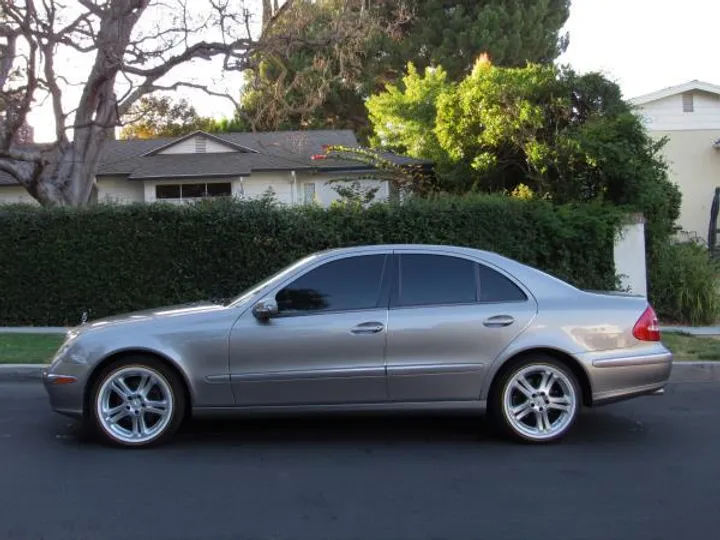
[0,130,431,206]
[629,80,720,241]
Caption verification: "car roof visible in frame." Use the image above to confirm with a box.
[318,244,494,256]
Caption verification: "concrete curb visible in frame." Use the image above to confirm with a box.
[669,362,720,383]
[0,364,48,382]
[2,361,720,384]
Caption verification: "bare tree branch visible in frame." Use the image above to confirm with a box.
[128,81,240,108]
[0,146,43,163]
[76,0,103,17]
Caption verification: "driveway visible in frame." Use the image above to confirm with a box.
[1,381,719,540]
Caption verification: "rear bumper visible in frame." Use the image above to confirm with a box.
[585,350,673,406]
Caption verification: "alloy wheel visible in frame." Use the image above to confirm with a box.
[501,364,578,441]
[95,366,175,445]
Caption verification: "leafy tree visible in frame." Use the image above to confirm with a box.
[119,96,217,139]
[224,0,388,137]
[377,0,571,81]
[230,0,571,137]
[367,56,681,238]
[367,63,451,167]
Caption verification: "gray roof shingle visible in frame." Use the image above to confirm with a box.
[0,129,431,186]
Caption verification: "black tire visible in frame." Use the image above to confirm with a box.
[89,356,187,448]
[488,355,581,444]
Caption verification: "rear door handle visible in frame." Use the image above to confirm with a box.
[483,315,515,328]
[350,322,385,334]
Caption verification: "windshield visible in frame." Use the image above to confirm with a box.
[225,254,320,307]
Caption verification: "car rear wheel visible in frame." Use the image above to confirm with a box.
[490,356,580,443]
[90,357,186,448]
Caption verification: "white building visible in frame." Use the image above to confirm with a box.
[629,80,720,242]
[0,130,430,206]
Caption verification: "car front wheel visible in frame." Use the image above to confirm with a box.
[490,357,581,443]
[90,357,186,448]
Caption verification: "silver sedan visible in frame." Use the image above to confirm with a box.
[43,244,672,448]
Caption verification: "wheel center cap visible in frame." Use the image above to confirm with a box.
[533,396,546,408]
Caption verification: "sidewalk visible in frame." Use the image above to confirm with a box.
[0,327,67,334]
[660,326,720,336]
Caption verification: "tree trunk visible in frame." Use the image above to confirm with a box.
[33,130,107,206]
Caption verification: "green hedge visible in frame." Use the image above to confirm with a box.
[0,196,624,326]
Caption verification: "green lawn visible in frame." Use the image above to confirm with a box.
[661,332,720,361]
[0,333,64,364]
[0,331,718,365]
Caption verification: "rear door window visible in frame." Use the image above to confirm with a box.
[393,254,477,307]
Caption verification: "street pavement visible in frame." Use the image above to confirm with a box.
[1,382,719,540]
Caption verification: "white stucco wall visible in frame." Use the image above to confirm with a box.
[0,185,39,204]
[647,129,720,237]
[97,176,145,203]
[241,172,293,203]
[634,89,720,238]
[614,217,647,297]
[0,171,390,208]
[294,172,389,206]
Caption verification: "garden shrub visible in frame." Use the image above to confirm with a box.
[0,196,624,326]
[648,241,720,325]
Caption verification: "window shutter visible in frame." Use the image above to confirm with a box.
[682,93,694,113]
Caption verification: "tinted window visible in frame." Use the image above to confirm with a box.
[395,254,477,307]
[156,184,181,199]
[478,264,527,302]
[182,183,205,198]
[276,255,386,314]
[206,182,232,196]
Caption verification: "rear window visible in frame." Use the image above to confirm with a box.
[477,264,527,302]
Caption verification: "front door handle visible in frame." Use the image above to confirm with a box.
[483,315,515,328]
[350,322,385,334]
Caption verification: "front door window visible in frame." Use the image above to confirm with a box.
[276,254,388,314]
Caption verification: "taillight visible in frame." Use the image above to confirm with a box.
[633,306,661,341]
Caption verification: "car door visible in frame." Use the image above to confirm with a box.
[228,252,392,406]
[386,251,537,402]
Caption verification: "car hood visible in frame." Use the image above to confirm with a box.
[75,301,227,333]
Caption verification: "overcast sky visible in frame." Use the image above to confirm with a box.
[559,0,718,99]
[27,0,719,142]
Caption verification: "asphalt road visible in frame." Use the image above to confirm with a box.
[1,382,719,540]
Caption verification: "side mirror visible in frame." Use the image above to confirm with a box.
[252,298,278,320]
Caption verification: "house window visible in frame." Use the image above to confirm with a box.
[682,92,694,113]
[155,182,232,201]
[303,183,316,203]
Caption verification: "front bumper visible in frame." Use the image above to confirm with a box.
[584,349,673,406]
[42,366,88,419]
